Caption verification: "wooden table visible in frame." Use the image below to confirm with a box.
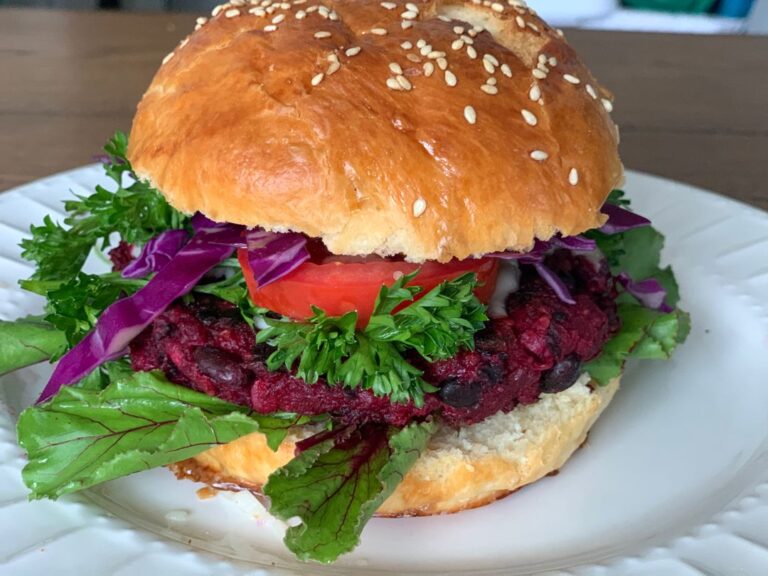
[1,8,767,210]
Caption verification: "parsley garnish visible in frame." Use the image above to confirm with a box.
[20,131,189,281]
[256,271,487,407]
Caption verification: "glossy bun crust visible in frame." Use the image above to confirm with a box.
[170,375,619,516]
[128,0,623,262]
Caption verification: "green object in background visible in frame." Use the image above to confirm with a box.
[622,0,717,12]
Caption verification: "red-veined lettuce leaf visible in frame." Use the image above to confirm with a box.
[19,370,304,499]
[264,420,436,563]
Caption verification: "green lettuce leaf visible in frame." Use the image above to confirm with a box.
[586,303,691,385]
[264,420,436,563]
[0,318,67,376]
[585,191,690,384]
[18,370,303,500]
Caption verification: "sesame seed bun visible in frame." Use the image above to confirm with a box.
[170,374,619,516]
[128,0,623,262]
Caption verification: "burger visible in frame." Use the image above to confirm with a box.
[1,0,690,564]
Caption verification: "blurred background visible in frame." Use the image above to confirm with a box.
[0,0,766,33]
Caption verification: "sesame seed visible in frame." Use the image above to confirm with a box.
[532,69,547,79]
[586,84,597,99]
[527,22,539,32]
[417,39,426,48]
[484,53,499,66]
[427,51,445,59]
[481,84,498,95]
[602,98,614,112]
[306,5,318,12]
[196,16,208,25]
[491,2,504,11]
[451,39,464,50]
[311,72,324,86]
[453,26,465,34]
[386,77,402,91]
[483,59,495,74]
[549,57,558,67]
[401,41,413,49]
[556,28,565,37]
[464,105,477,125]
[530,150,549,161]
[389,62,403,74]
[413,198,427,217]
[381,1,396,8]
[501,63,512,77]
[438,15,451,22]
[419,44,432,56]
[327,61,340,75]
[487,77,497,85]
[179,38,189,49]
[423,61,435,76]
[437,57,448,70]
[396,75,412,90]
[264,24,277,31]
[538,54,547,64]
[563,74,580,84]
[402,10,417,19]
[521,109,537,126]
[406,54,421,62]
[272,13,285,23]
[406,2,419,11]
[280,2,290,8]
[162,51,174,64]
[461,34,474,44]
[314,31,331,38]
[529,84,541,101]
[444,70,457,86]
[295,9,306,18]
[467,46,477,59]
[212,4,224,16]
[345,46,361,57]
[371,27,388,35]
[225,8,240,17]
[231,0,245,5]
[516,15,525,28]
[569,168,579,186]
[327,53,339,63]
[401,20,413,29]
[318,5,329,16]
[468,28,478,37]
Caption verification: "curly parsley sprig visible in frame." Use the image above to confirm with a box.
[20,131,190,281]
[255,271,488,407]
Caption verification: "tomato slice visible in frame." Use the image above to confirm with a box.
[238,250,498,326]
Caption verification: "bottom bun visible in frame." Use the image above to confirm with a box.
[170,374,619,516]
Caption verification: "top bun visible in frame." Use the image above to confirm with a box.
[128,0,623,262]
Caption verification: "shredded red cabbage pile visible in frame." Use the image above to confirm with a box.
[122,229,188,279]
[490,202,667,309]
[38,218,311,403]
[245,229,309,288]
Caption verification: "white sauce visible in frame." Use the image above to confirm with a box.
[488,260,521,319]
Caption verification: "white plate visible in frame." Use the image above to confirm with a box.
[1,166,767,576]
